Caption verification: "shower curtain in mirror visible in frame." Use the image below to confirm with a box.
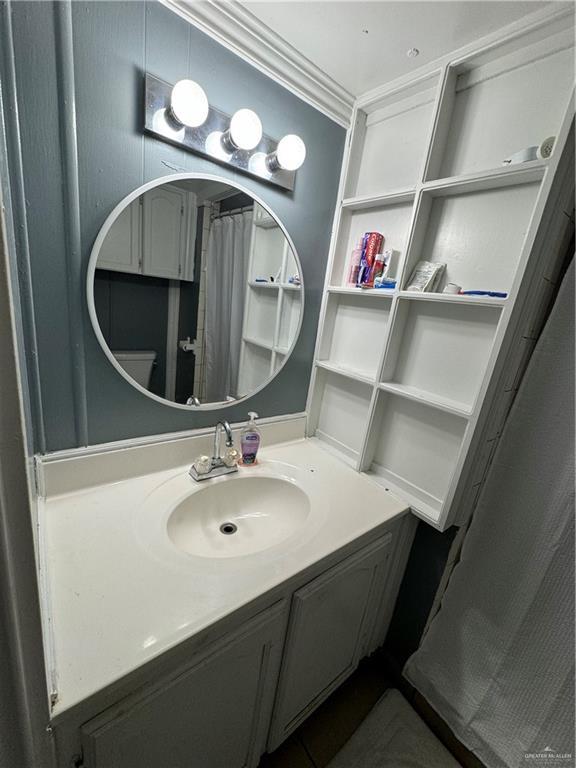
[205,211,252,402]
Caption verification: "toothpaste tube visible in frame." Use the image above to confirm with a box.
[366,248,392,287]
[357,232,384,286]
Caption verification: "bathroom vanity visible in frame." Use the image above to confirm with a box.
[38,427,415,767]
[2,4,572,768]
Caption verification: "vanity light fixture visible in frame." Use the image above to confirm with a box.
[145,73,303,191]
[267,134,307,172]
[170,79,209,127]
[222,109,263,152]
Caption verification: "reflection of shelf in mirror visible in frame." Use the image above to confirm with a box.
[243,336,274,352]
[254,216,279,229]
[316,360,376,386]
[423,160,546,195]
[363,470,441,524]
[398,291,507,307]
[249,281,301,291]
[378,382,472,419]
[249,281,280,290]
[341,188,416,211]
[327,286,395,298]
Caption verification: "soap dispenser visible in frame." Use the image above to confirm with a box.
[241,412,261,465]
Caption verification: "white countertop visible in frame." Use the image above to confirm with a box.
[41,438,408,715]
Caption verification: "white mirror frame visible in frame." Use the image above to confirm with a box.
[86,172,304,411]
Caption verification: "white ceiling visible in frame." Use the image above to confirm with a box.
[241,1,551,96]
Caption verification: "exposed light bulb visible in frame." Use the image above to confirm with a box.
[273,134,306,171]
[248,151,272,178]
[228,109,263,150]
[170,79,209,128]
[152,108,185,141]
[205,131,232,161]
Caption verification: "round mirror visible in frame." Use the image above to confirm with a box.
[87,175,303,408]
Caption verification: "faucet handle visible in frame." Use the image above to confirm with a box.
[222,447,240,468]
[192,455,212,475]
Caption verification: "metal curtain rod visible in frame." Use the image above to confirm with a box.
[211,205,254,220]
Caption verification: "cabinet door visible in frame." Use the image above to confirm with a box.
[81,602,286,768]
[97,200,141,274]
[142,185,186,280]
[268,535,392,748]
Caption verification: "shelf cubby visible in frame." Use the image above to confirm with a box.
[402,180,541,295]
[319,292,392,381]
[311,368,373,463]
[332,200,413,287]
[341,189,416,211]
[249,281,279,291]
[277,289,301,353]
[316,361,375,386]
[397,291,506,307]
[381,298,502,414]
[363,391,468,522]
[428,32,574,180]
[377,382,472,419]
[250,225,285,281]
[327,286,396,298]
[244,289,278,347]
[348,72,440,198]
[243,336,273,352]
[237,342,272,396]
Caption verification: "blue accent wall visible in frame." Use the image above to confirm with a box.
[1,0,345,452]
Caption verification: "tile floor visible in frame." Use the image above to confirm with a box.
[258,651,391,768]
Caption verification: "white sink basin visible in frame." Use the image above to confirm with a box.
[166,475,310,558]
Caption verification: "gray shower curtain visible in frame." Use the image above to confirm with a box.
[204,211,252,402]
[405,260,575,768]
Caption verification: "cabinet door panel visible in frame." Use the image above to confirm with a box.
[81,603,286,768]
[142,186,186,280]
[269,535,392,747]
[97,201,141,273]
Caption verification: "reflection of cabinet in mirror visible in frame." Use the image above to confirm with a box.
[91,178,303,408]
[97,184,197,281]
[238,204,301,394]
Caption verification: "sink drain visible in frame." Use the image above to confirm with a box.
[219,522,238,535]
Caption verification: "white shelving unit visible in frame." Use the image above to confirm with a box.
[237,203,302,395]
[308,10,575,530]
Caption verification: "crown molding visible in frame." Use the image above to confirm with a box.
[161,0,354,128]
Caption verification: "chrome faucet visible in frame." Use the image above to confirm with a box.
[213,420,233,463]
[189,420,239,481]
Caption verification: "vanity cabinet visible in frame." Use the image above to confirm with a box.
[80,601,287,768]
[268,533,393,749]
[54,519,415,768]
[97,185,197,282]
